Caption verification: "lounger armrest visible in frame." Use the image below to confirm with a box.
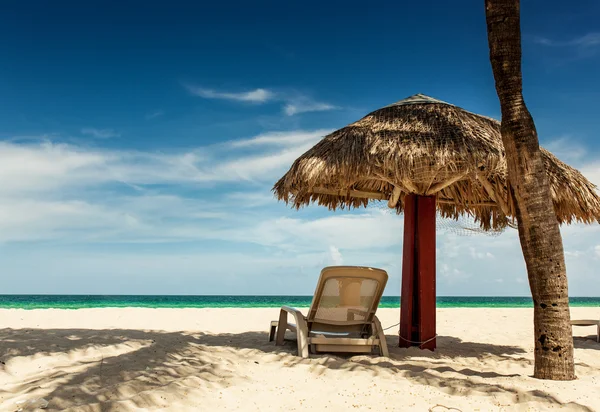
[276,306,310,358]
[280,306,306,319]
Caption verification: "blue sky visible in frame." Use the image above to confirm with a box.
[0,0,599,295]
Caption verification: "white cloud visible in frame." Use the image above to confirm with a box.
[0,198,123,242]
[210,210,404,253]
[468,247,495,260]
[185,84,337,116]
[227,129,331,148]
[284,101,338,116]
[0,131,404,248]
[438,234,461,258]
[534,33,600,60]
[581,162,600,188]
[185,86,274,103]
[439,264,470,282]
[0,129,327,196]
[0,141,108,194]
[81,128,120,139]
[430,220,600,295]
[0,193,232,243]
[1,130,599,295]
[0,131,319,244]
[0,247,402,295]
[329,246,343,266]
[213,143,316,182]
[224,191,276,207]
[565,250,584,258]
[535,33,600,48]
[571,33,600,47]
[543,136,587,163]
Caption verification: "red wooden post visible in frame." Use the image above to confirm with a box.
[417,195,436,350]
[399,194,417,347]
[399,194,437,350]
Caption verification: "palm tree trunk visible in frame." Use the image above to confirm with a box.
[485,0,575,380]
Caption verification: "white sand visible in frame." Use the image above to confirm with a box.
[1,307,599,411]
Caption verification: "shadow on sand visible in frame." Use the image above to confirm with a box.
[0,328,596,411]
[573,335,600,349]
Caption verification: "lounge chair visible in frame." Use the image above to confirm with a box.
[269,266,389,358]
[571,318,599,342]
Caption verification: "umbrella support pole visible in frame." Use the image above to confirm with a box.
[399,194,436,350]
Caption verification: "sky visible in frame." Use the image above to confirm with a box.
[0,0,599,296]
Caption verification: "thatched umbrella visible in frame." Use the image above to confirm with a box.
[273,94,600,350]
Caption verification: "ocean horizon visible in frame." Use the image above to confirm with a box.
[1,295,599,310]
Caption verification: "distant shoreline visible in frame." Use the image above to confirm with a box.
[1,295,599,309]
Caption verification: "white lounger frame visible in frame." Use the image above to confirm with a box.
[571,319,600,342]
[269,266,389,358]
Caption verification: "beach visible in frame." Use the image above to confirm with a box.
[1,307,599,411]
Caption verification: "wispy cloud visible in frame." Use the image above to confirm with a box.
[565,250,585,258]
[543,136,599,187]
[185,84,338,116]
[185,85,274,103]
[227,129,331,148]
[0,129,326,196]
[0,131,308,243]
[81,128,121,139]
[284,101,338,116]
[280,95,338,116]
[224,191,276,207]
[145,110,165,120]
[329,245,343,265]
[533,32,600,60]
[2,132,600,295]
[534,32,600,48]
[543,136,587,163]
[0,128,406,249]
[581,162,600,189]
[0,128,355,243]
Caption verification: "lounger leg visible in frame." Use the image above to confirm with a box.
[276,310,288,346]
[597,323,599,343]
[296,321,309,358]
[269,322,277,342]
[373,316,389,357]
[275,306,310,358]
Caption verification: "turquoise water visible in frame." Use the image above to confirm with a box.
[0,295,599,309]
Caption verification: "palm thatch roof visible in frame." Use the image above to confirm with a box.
[273,94,600,230]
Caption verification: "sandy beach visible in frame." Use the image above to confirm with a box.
[1,307,599,411]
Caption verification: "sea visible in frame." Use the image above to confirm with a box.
[0,295,599,310]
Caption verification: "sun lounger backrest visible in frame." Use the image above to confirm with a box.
[307,266,388,326]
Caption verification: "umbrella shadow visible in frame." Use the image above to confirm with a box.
[0,328,244,411]
[196,331,593,411]
[573,336,600,350]
[0,328,594,411]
